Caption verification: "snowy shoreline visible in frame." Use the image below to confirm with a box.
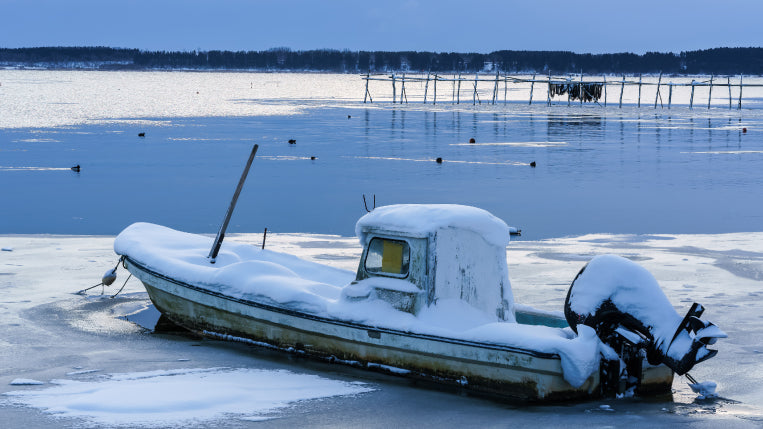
[1,231,762,427]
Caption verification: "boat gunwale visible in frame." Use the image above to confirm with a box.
[123,255,563,360]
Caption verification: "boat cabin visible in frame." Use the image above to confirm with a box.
[344,204,515,322]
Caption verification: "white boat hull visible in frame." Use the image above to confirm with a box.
[125,257,674,401]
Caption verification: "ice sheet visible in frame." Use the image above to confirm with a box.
[5,368,372,427]
[2,231,761,426]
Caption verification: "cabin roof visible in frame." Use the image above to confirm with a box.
[355,204,510,248]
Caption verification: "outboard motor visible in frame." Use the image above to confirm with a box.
[564,255,726,396]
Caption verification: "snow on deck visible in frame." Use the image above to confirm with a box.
[115,222,354,315]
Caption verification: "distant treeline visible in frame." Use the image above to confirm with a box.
[1,46,762,75]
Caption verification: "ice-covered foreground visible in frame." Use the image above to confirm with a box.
[4,367,371,426]
[1,232,762,427]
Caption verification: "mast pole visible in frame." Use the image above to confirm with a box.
[208,144,259,263]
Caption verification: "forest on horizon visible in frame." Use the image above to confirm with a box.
[1,46,762,75]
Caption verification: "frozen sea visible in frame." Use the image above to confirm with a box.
[1,70,762,427]
[1,70,762,239]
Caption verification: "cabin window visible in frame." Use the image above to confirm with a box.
[365,238,410,277]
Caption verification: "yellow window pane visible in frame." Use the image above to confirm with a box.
[382,240,404,274]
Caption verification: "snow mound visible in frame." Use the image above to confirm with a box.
[9,379,44,386]
[689,380,718,399]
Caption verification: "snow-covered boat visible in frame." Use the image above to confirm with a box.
[115,204,725,401]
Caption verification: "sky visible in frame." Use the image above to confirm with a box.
[1,0,761,54]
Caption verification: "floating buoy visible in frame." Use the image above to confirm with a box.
[71,165,81,172]
[530,161,536,168]
[102,268,117,286]
[469,138,476,143]
[743,128,747,133]
[310,156,316,160]
[288,139,296,144]
[138,132,145,137]
[348,115,352,119]
[435,157,443,164]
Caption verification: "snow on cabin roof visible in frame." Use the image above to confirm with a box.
[355,204,510,248]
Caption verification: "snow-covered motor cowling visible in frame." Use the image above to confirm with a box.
[564,255,725,392]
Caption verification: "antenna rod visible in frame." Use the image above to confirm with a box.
[208,144,259,263]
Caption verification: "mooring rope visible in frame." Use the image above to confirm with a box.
[110,273,132,299]
[76,255,129,297]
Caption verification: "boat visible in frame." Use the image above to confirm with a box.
[114,203,725,401]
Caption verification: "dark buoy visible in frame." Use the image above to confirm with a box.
[310,156,316,160]
[71,165,81,172]
[288,139,296,144]
[743,127,747,133]
[469,138,476,143]
[101,268,117,286]
[348,115,352,119]
[138,132,145,137]
[435,157,443,164]
[530,161,536,168]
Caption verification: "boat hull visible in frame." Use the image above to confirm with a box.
[125,257,673,401]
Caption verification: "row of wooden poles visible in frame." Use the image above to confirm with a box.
[362,72,762,109]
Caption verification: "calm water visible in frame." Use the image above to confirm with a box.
[1,70,762,239]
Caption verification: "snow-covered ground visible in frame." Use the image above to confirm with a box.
[1,231,762,427]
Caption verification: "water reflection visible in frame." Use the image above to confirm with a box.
[546,114,604,129]
[364,109,370,138]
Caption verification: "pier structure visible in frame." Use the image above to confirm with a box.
[362,72,761,109]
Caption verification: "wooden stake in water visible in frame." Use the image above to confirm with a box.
[708,74,714,109]
[529,73,536,105]
[738,75,743,110]
[654,72,662,109]
[579,71,583,106]
[504,75,508,103]
[363,72,373,104]
[546,71,551,106]
[457,72,461,104]
[493,70,498,104]
[423,71,430,104]
[451,74,455,103]
[400,74,407,104]
[668,83,673,109]
[391,73,396,104]
[690,80,695,109]
[728,76,732,109]
[433,73,437,105]
[208,144,259,264]
[473,73,479,105]
[619,75,625,108]
[637,74,642,108]
[603,75,607,107]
